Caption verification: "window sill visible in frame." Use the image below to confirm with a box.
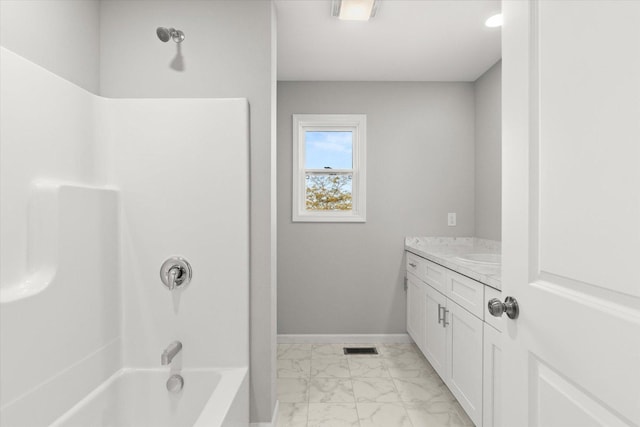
[292,212,366,223]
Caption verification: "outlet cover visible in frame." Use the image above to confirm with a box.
[448,213,457,226]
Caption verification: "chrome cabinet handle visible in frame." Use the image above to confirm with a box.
[437,304,443,324]
[409,262,417,268]
[442,308,449,327]
[488,296,519,319]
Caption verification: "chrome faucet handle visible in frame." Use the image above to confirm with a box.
[167,266,181,290]
[160,257,192,290]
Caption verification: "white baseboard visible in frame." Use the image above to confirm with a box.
[277,334,412,344]
[250,400,278,427]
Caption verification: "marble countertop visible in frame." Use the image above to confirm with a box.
[405,236,502,290]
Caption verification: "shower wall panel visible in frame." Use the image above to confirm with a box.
[102,98,250,369]
[0,47,101,293]
[0,48,121,426]
[1,46,250,425]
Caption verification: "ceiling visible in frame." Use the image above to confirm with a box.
[275,0,501,82]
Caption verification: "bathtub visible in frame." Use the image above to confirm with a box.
[49,368,248,427]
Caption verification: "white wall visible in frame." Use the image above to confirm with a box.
[99,1,277,422]
[0,0,100,93]
[474,60,502,241]
[277,82,475,334]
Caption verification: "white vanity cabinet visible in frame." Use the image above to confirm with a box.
[405,250,501,427]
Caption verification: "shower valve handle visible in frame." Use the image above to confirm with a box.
[160,257,192,290]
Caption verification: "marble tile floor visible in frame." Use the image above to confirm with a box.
[277,342,474,427]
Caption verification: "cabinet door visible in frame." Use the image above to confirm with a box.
[424,285,447,380]
[406,277,425,351]
[483,323,502,427]
[446,300,483,427]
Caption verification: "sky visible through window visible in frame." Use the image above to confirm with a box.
[305,131,353,169]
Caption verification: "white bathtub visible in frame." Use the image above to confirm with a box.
[49,368,248,427]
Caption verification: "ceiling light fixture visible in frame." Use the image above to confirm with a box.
[331,0,378,21]
[485,13,503,28]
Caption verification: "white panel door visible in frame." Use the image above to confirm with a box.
[502,1,640,426]
[424,285,448,380]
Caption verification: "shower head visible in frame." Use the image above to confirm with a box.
[156,27,171,42]
[156,27,185,43]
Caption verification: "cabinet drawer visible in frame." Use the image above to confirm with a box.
[446,270,485,319]
[406,252,423,278]
[484,286,503,332]
[405,252,447,294]
[422,259,447,294]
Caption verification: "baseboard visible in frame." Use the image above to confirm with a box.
[250,400,278,427]
[277,334,412,344]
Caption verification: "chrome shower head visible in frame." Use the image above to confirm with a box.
[156,27,171,42]
[156,27,185,43]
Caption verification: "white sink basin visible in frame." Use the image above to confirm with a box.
[455,253,501,265]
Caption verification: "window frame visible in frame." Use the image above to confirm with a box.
[292,114,367,222]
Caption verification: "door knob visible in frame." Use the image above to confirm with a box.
[488,296,519,319]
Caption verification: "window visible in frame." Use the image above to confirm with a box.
[292,114,366,222]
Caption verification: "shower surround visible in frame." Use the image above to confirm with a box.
[0,47,249,426]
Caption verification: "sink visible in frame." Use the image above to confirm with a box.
[455,253,501,265]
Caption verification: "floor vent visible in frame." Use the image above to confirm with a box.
[343,347,378,355]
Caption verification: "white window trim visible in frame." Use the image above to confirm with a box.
[292,114,367,223]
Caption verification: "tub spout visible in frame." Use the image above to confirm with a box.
[161,340,182,365]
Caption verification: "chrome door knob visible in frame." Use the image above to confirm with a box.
[488,296,519,319]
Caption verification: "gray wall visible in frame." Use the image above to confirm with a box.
[0,0,100,93]
[99,2,278,421]
[474,61,502,241]
[277,82,475,334]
